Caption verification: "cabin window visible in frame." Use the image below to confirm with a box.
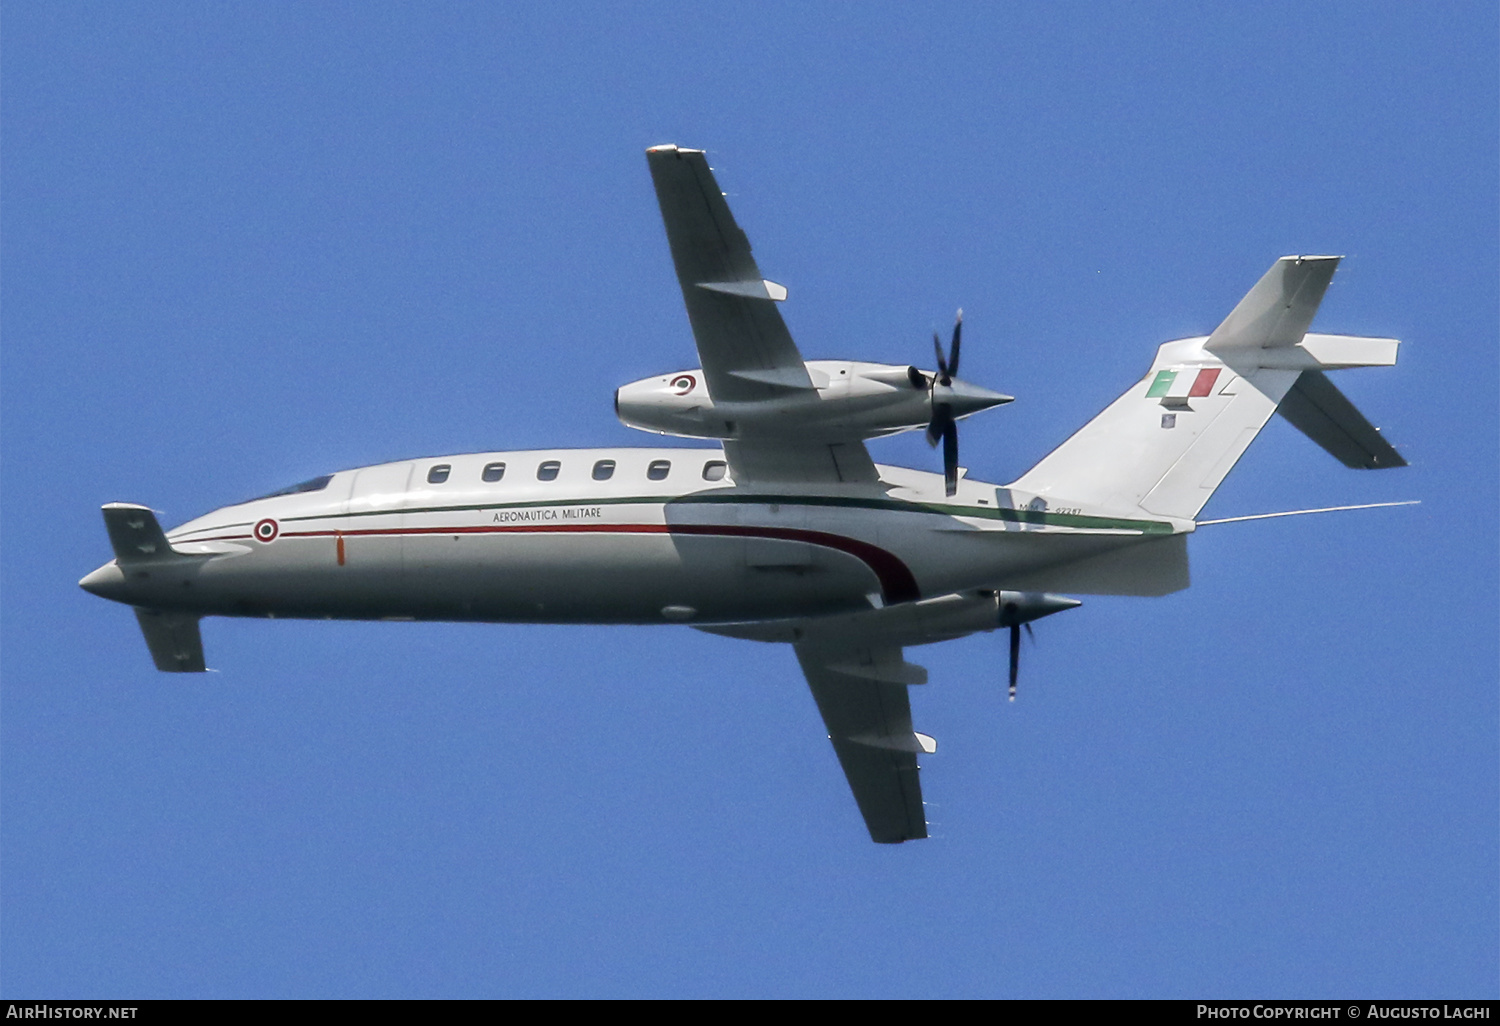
[592,459,616,481]
[482,462,506,483]
[646,459,672,481]
[427,464,451,484]
[537,460,561,482]
[702,460,727,481]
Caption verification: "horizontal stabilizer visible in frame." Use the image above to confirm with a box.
[1296,333,1400,370]
[134,608,206,672]
[1238,333,1403,371]
[102,503,175,562]
[1278,370,1407,468]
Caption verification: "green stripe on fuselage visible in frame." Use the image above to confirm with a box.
[273,492,1174,536]
[672,492,1173,533]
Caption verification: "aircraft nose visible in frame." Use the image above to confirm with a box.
[79,562,128,602]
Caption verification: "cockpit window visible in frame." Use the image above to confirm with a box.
[244,474,334,503]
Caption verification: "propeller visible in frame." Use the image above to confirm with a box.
[1007,620,1034,702]
[997,592,1082,702]
[910,310,1012,496]
[925,310,964,496]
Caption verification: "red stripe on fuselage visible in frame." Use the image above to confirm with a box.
[181,522,922,604]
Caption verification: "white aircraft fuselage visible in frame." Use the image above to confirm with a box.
[80,447,1180,625]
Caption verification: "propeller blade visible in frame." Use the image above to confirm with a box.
[932,331,949,383]
[923,309,978,490]
[926,404,951,448]
[906,365,927,389]
[942,419,959,497]
[1008,623,1020,701]
[948,309,963,380]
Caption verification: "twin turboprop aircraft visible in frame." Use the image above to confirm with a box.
[81,145,1408,844]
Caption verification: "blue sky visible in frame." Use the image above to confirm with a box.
[3,1,1495,998]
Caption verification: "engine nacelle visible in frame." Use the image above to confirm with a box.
[700,590,1081,647]
[615,360,1010,441]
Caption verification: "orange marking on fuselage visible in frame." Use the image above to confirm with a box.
[336,532,346,566]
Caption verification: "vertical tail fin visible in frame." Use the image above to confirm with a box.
[1010,257,1404,521]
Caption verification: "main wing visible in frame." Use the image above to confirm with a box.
[646,144,813,401]
[646,145,878,485]
[795,640,932,843]
[699,592,1056,843]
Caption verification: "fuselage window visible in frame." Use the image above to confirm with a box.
[537,460,561,482]
[647,460,671,481]
[482,462,506,483]
[702,460,727,481]
[592,459,616,481]
[427,464,451,484]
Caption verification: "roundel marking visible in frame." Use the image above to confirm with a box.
[670,374,697,395]
[253,518,280,543]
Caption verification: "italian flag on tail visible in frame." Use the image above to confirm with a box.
[1146,367,1222,400]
